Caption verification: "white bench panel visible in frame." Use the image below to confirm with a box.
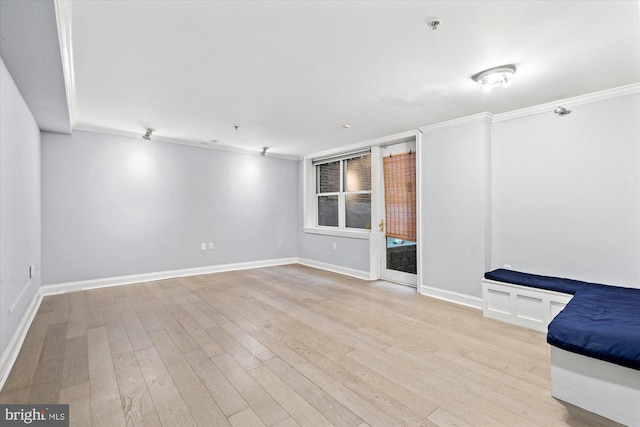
[516,293,544,323]
[481,279,573,332]
[551,346,640,427]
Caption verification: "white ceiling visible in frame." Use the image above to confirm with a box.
[65,1,640,156]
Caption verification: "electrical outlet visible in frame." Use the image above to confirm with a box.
[29,265,36,278]
[208,242,213,250]
[333,243,337,250]
[201,243,207,251]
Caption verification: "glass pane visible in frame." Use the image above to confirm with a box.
[318,195,339,227]
[386,237,417,274]
[344,155,371,192]
[317,161,340,193]
[345,193,371,229]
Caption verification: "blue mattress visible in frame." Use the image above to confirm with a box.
[547,286,640,370]
[484,268,640,370]
[484,268,604,294]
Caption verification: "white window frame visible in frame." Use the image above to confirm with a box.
[304,149,373,239]
[314,151,372,232]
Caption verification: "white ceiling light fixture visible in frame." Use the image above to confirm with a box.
[142,128,154,140]
[471,64,517,89]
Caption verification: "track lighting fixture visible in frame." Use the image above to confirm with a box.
[260,147,268,157]
[554,106,571,117]
[142,128,154,140]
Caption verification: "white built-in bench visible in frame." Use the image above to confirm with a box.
[482,278,572,333]
[482,269,640,426]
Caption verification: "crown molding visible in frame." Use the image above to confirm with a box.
[414,83,639,133]
[492,83,640,123]
[54,0,77,129]
[304,129,418,161]
[418,112,494,134]
[72,124,300,161]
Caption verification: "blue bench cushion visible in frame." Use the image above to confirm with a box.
[484,268,603,295]
[547,286,640,371]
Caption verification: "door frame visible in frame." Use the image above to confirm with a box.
[369,131,422,292]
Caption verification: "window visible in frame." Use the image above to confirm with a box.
[315,152,371,230]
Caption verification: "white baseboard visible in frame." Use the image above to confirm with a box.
[419,283,482,310]
[298,260,483,311]
[296,258,371,281]
[39,257,298,296]
[0,291,44,392]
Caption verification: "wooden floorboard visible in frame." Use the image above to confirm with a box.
[111,339,160,426]
[0,264,622,426]
[87,326,126,427]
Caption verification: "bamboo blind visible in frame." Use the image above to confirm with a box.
[383,152,416,241]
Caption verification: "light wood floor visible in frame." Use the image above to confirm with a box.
[0,264,620,426]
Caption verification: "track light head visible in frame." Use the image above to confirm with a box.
[554,106,571,117]
[142,128,154,140]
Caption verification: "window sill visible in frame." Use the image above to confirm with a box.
[303,227,371,240]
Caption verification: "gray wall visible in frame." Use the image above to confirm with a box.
[492,94,640,287]
[421,120,489,297]
[42,130,299,285]
[297,232,371,273]
[0,57,41,356]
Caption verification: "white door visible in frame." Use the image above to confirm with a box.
[379,141,417,287]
